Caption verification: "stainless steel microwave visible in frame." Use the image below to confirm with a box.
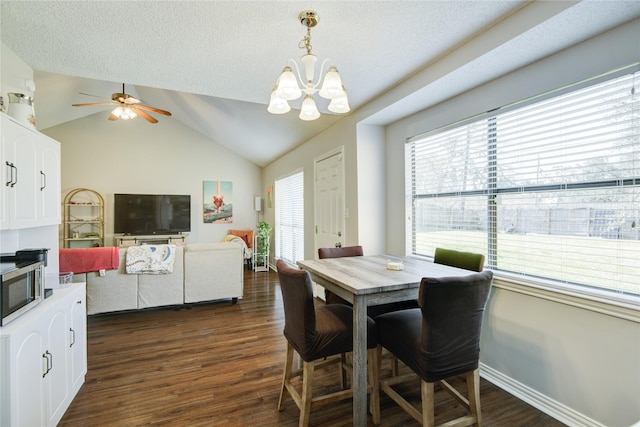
[0,259,45,326]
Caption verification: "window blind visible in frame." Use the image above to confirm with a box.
[407,69,639,296]
[275,170,304,264]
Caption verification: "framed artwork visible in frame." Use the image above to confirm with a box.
[267,185,272,208]
[203,180,233,223]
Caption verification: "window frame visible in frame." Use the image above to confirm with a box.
[405,64,640,314]
[274,169,304,265]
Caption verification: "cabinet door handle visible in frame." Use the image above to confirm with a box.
[70,327,76,347]
[4,161,10,186]
[5,161,16,187]
[40,170,46,190]
[42,351,52,377]
[11,163,17,187]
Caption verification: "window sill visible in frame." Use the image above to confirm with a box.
[492,273,640,323]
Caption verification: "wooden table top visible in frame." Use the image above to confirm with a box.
[297,254,472,296]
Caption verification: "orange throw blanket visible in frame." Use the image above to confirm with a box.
[59,247,120,274]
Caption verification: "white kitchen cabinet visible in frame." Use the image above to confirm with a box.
[36,132,61,226]
[68,286,87,393]
[0,282,87,427]
[1,113,60,230]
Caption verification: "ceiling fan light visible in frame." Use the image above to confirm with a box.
[299,95,320,121]
[319,66,344,99]
[275,67,302,100]
[268,87,291,114]
[113,106,137,120]
[124,111,137,120]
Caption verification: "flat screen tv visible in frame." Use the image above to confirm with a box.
[114,194,191,235]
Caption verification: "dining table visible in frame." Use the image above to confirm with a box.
[297,254,475,427]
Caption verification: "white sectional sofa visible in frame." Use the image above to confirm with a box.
[80,242,244,315]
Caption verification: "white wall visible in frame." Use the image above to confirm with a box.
[355,123,386,256]
[262,115,361,261]
[384,19,640,427]
[42,112,263,246]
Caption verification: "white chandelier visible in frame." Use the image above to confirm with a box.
[268,10,350,121]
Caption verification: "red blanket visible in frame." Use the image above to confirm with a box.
[59,247,120,274]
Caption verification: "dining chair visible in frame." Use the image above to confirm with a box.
[384,247,487,377]
[275,259,380,426]
[318,246,418,317]
[318,245,364,305]
[375,270,493,426]
[433,247,485,272]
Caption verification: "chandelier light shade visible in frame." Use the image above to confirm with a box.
[268,10,350,121]
[268,86,291,114]
[300,94,321,121]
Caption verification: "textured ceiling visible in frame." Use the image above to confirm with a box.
[2,1,639,166]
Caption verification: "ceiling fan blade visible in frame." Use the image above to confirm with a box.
[79,92,110,100]
[135,104,172,116]
[133,108,159,124]
[108,113,119,121]
[72,102,116,107]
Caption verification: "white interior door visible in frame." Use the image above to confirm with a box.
[314,149,345,300]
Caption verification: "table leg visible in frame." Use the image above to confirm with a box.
[352,294,367,427]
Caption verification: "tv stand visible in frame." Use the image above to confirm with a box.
[115,234,188,247]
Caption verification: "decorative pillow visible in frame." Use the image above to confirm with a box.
[222,235,251,259]
[228,229,254,249]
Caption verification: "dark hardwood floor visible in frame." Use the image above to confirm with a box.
[59,269,565,427]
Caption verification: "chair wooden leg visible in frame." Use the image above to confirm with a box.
[421,380,435,427]
[391,354,399,377]
[278,341,295,411]
[467,369,482,427]
[368,348,380,425]
[340,352,348,390]
[299,361,314,427]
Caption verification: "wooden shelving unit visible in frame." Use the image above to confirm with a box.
[62,188,104,248]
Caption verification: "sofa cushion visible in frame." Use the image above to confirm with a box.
[138,246,184,308]
[86,248,137,315]
[184,242,244,303]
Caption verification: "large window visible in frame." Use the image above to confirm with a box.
[407,66,639,297]
[275,170,304,264]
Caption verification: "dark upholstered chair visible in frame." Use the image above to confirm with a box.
[318,245,364,305]
[384,247,487,377]
[275,259,380,426]
[375,270,493,426]
[318,246,418,317]
[434,247,485,272]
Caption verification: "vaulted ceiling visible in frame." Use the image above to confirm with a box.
[2,1,639,166]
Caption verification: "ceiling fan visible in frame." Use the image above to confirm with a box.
[71,83,172,124]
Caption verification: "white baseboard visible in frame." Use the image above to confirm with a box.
[479,363,606,427]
